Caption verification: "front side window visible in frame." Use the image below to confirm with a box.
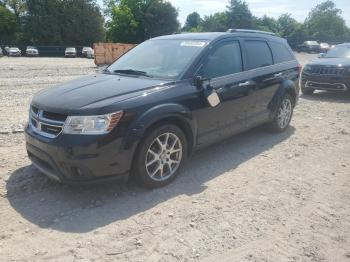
[107,39,208,79]
[245,40,273,70]
[270,41,294,63]
[201,41,242,78]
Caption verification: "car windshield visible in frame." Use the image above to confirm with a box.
[66,48,75,51]
[106,39,208,79]
[324,45,350,58]
[10,48,19,51]
[27,46,36,49]
[307,41,319,45]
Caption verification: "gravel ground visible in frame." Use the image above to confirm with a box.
[0,54,349,262]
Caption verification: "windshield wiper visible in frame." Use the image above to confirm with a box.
[113,69,152,77]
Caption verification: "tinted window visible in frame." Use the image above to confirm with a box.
[270,41,294,63]
[202,41,242,78]
[245,40,273,70]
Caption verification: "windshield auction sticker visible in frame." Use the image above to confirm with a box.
[180,41,207,47]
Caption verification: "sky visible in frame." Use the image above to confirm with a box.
[163,0,350,26]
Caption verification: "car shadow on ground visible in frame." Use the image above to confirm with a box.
[6,126,295,233]
[300,90,350,103]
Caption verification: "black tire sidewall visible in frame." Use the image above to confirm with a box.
[269,93,294,132]
[133,124,188,188]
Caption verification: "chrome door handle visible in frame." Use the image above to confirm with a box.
[274,72,283,78]
[238,81,250,87]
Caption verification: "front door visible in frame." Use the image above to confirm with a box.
[194,39,253,147]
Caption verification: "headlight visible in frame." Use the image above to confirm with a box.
[63,111,123,135]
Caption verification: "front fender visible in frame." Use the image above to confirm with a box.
[123,103,197,150]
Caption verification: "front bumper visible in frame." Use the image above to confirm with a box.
[25,124,136,184]
[65,53,76,57]
[26,52,39,57]
[8,53,21,57]
[301,73,350,91]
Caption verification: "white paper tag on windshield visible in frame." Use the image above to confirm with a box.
[180,41,206,47]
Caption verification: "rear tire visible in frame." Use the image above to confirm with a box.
[133,124,188,188]
[268,94,294,133]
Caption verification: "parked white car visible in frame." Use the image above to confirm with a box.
[65,47,77,58]
[26,46,39,57]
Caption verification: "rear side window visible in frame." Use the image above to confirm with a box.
[270,41,294,63]
[245,40,273,70]
[202,41,242,78]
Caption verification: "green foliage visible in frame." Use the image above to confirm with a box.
[107,4,141,43]
[201,12,228,32]
[255,15,279,33]
[143,0,179,38]
[0,4,18,43]
[182,12,202,31]
[226,0,255,29]
[304,0,349,43]
[23,0,105,45]
[106,0,179,43]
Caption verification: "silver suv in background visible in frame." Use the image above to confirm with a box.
[26,46,39,57]
[8,47,21,57]
[65,47,77,58]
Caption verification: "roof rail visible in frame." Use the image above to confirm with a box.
[227,29,276,36]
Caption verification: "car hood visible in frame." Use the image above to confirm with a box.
[307,58,350,67]
[32,73,173,114]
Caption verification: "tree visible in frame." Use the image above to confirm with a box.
[182,12,202,31]
[23,0,105,45]
[143,0,179,38]
[277,14,307,48]
[304,0,348,43]
[3,0,25,21]
[107,4,140,43]
[256,15,278,33]
[226,0,255,29]
[201,12,228,32]
[106,0,180,43]
[0,4,18,44]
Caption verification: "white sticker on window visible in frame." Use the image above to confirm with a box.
[180,41,206,47]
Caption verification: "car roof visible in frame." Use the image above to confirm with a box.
[151,31,285,42]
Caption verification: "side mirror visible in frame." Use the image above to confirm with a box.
[318,53,325,58]
[193,75,210,89]
[193,76,220,107]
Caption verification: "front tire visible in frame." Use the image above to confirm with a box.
[268,94,294,132]
[133,124,188,188]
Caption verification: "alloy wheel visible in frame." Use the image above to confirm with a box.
[277,98,292,129]
[145,132,183,181]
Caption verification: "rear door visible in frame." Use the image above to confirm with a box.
[242,38,279,126]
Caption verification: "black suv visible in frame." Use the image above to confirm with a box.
[25,30,300,188]
[301,43,350,94]
[297,41,321,53]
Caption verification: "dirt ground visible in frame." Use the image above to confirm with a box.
[0,54,349,262]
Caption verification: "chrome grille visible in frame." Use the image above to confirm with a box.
[309,67,345,76]
[29,106,67,138]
